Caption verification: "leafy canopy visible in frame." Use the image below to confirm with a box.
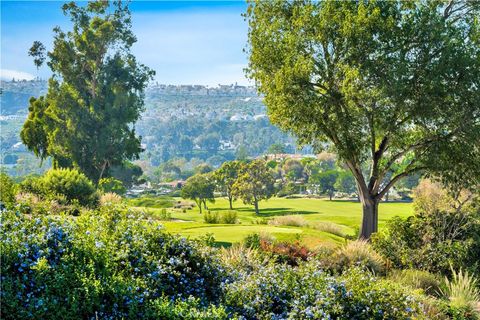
[181,174,215,213]
[232,160,275,214]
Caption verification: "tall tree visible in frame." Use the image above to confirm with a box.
[213,160,242,209]
[21,1,154,182]
[181,173,215,214]
[232,160,275,214]
[246,0,480,239]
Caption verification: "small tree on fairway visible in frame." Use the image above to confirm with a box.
[246,1,480,239]
[213,161,242,210]
[181,174,215,214]
[21,1,154,182]
[334,171,358,199]
[232,160,275,214]
[312,170,339,200]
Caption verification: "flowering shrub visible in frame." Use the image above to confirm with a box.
[0,207,228,319]
[224,261,425,319]
[1,203,448,319]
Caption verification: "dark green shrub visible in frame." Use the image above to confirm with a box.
[372,209,480,276]
[0,172,16,209]
[98,177,126,195]
[243,233,262,249]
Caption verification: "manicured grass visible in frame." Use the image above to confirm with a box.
[131,197,413,248]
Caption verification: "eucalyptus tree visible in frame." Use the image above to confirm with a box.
[246,0,480,238]
[22,1,154,182]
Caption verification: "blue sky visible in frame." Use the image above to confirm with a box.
[1,1,250,85]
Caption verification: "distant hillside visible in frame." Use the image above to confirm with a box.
[0,80,303,175]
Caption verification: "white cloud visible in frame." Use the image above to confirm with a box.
[0,69,35,81]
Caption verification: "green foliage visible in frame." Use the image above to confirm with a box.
[243,233,262,249]
[310,170,339,200]
[212,161,242,209]
[389,269,442,297]
[98,177,126,195]
[181,174,215,214]
[371,209,480,276]
[232,160,275,214]
[329,240,385,275]
[220,211,238,224]
[0,172,17,209]
[246,0,480,238]
[203,211,236,225]
[334,171,357,196]
[204,211,219,224]
[267,143,286,154]
[21,1,154,182]
[40,168,98,207]
[110,161,144,188]
[282,159,303,182]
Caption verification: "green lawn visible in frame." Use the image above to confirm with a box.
[131,197,413,248]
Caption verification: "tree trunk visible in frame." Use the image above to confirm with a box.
[329,192,333,201]
[253,199,259,215]
[228,196,233,210]
[197,199,202,214]
[359,196,379,240]
[203,199,208,210]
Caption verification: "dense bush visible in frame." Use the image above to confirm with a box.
[220,211,238,224]
[372,209,480,275]
[204,211,220,224]
[41,169,98,207]
[0,207,228,319]
[18,169,98,208]
[0,172,17,209]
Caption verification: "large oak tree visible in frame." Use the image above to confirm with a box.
[21,1,154,182]
[246,0,480,239]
